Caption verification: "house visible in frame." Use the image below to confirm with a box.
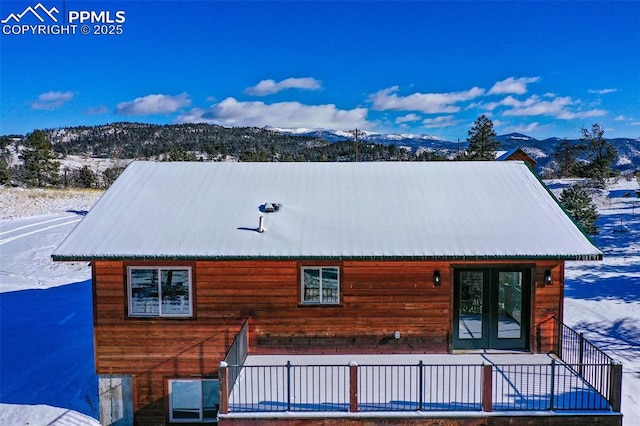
[53,161,621,426]
[495,147,537,169]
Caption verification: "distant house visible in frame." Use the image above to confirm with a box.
[495,147,537,169]
[53,161,621,426]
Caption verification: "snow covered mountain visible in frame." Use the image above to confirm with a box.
[270,127,640,172]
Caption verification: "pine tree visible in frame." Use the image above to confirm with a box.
[74,165,98,188]
[20,130,60,187]
[576,123,617,186]
[0,136,13,184]
[552,139,580,177]
[560,184,599,234]
[464,114,500,160]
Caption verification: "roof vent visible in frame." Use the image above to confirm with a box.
[262,202,280,213]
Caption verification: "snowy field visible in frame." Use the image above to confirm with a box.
[0,178,638,425]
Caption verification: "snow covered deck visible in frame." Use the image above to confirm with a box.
[220,353,616,418]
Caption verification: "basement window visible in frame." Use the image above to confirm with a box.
[169,379,218,422]
[127,267,193,317]
[301,266,340,305]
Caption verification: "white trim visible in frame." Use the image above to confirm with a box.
[127,266,193,318]
[300,266,340,305]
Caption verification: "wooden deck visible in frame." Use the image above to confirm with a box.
[220,353,617,422]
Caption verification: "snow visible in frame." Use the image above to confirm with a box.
[0,176,638,425]
[53,161,601,260]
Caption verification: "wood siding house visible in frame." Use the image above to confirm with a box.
[495,148,537,170]
[52,161,620,426]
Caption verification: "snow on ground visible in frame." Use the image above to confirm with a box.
[0,188,102,425]
[547,177,640,425]
[0,178,638,425]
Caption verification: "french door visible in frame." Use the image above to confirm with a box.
[453,268,530,350]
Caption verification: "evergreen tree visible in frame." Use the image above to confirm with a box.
[576,123,617,186]
[102,166,126,188]
[0,136,11,184]
[464,115,500,160]
[0,161,9,185]
[560,184,599,234]
[73,165,98,188]
[162,147,198,162]
[552,139,580,177]
[20,130,60,187]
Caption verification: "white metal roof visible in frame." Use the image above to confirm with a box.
[52,161,602,261]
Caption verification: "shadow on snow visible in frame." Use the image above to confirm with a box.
[0,280,99,419]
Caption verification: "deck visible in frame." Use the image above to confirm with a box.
[217,318,622,424]
[221,353,614,415]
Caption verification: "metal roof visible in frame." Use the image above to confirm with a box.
[52,161,602,261]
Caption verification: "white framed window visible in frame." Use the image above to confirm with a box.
[301,266,340,304]
[128,267,193,317]
[169,379,218,422]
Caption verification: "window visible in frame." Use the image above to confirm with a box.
[128,267,193,317]
[169,379,218,422]
[301,266,340,304]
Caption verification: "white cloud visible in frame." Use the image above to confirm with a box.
[115,93,191,116]
[244,77,322,96]
[556,109,607,120]
[31,91,74,110]
[174,107,211,124]
[85,105,109,115]
[588,88,617,95]
[369,86,485,114]
[505,122,541,133]
[421,115,461,128]
[488,77,540,95]
[499,94,605,120]
[614,115,626,121]
[395,113,421,124]
[176,97,369,129]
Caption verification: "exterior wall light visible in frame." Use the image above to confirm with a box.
[433,270,441,287]
[544,269,553,285]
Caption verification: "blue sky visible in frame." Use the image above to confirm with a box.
[1,0,639,141]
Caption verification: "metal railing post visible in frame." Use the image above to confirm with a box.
[349,361,359,412]
[418,361,424,411]
[578,332,585,376]
[286,361,291,411]
[219,361,229,415]
[482,364,492,412]
[549,359,556,410]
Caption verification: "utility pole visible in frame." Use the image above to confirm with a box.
[350,129,361,162]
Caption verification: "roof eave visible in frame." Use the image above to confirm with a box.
[52,253,603,262]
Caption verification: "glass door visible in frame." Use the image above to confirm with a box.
[453,270,490,349]
[453,268,530,350]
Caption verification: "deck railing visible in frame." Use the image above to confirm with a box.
[544,315,622,411]
[491,361,612,411]
[218,316,621,415]
[219,360,619,414]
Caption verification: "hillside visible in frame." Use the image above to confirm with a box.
[2,124,638,179]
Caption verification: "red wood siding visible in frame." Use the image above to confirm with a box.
[92,258,564,425]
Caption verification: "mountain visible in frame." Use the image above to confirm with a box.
[268,127,459,158]
[4,123,638,174]
[271,128,640,172]
[495,133,640,173]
